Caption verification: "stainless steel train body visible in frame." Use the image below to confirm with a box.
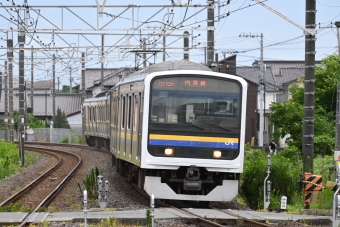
[84,60,248,202]
[83,95,110,149]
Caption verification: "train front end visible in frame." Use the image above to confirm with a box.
[141,71,248,202]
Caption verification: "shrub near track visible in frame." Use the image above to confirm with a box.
[240,146,334,211]
[0,141,37,181]
[0,141,20,180]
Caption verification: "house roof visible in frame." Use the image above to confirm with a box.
[252,60,322,86]
[236,66,278,91]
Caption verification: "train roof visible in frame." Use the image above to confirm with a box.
[129,60,211,77]
[84,95,109,103]
[114,60,212,88]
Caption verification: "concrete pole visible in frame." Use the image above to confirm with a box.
[4,60,8,141]
[18,28,25,166]
[70,67,72,94]
[7,39,14,142]
[302,0,316,181]
[53,54,55,124]
[259,33,264,147]
[143,38,147,68]
[184,31,189,60]
[101,35,104,91]
[335,22,340,56]
[207,1,214,67]
[31,47,34,114]
[81,52,86,140]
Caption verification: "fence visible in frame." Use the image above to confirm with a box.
[0,128,83,144]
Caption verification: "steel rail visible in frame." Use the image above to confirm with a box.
[18,146,82,227]
[0,148,62,207]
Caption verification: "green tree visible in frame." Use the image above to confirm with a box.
[53,107,70,129]
[269,54,338,156]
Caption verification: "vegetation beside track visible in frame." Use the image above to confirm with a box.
[240,145,334,211]
[0,141,36,181]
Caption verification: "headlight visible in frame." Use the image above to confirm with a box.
[164,148,174,156]
[213,150,222,158]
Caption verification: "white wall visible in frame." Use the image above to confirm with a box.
[67,113,82,131]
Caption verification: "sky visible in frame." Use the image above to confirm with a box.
[0,0,339,88]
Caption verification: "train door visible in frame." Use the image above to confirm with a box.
[119,95,127,159]
[137,92,143,160]
[132,93,140,164]
[106,98,110,137]
[111,94,117,155]
[125,94,133,161]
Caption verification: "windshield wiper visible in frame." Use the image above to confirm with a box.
[178,120,205,130]
[201,121,231,131]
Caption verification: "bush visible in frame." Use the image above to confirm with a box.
[71,133,85,144]
[240,147,302,210]
[59,136,69,144]
[240,149,267,210]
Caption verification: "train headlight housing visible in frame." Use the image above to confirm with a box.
[212,150,222,158]
[164,148,174,156]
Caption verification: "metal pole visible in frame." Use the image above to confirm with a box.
[4,60,8,141]
[302,0,316,177]
[263,155,271,209]
[207,1,214,67]
[18,28,25,166]
[259,33,264,147]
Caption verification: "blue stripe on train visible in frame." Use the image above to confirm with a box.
[149,139,238,149]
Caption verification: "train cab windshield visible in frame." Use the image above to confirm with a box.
[150,75,242,134]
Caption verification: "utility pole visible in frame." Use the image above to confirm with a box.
[58,77,60,93]
[81,52,86,140]
[52,54,55,124]
[18,28,25,166]
[302,0,316,179]
[70,67,72,94]
[31,47,34,114]
[184,31,189,60]
[207,1,214,67]
[101,35,104,92]
[143,38,147,68]
[239,32,265,147]
[7,38,14,142]
[4,60,8,141]
[259,33,264,147]
[335,21,340,55]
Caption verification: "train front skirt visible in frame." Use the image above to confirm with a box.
[144,176,238,201]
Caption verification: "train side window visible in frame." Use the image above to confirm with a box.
[128,95,132,130]
[133,94,139,131]
[122,96,126,128]
[90,106,92,121]
[93,107,96,122]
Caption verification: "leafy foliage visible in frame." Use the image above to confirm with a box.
[0,141,35,181]
[53,107,70,129]
[269,54,339,156]
[78,167,99,203]
[240,149,267,209]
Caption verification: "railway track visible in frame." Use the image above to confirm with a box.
[131,183,271,227]
[0,145,82,227]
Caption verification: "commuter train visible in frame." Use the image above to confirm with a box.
[83,60,248,202]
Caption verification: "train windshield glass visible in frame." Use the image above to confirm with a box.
[150,76,242,132]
